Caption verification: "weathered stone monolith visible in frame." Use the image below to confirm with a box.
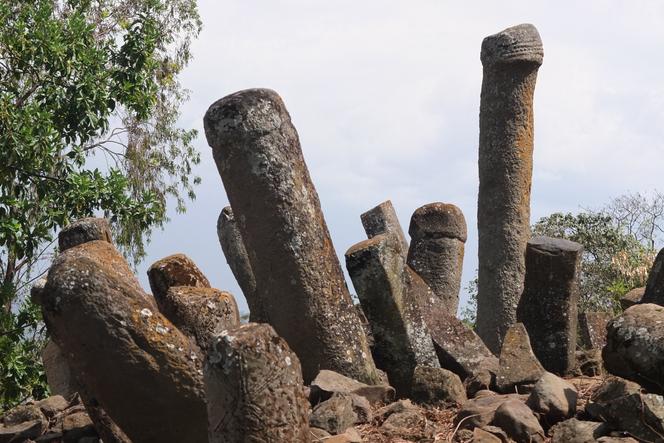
[346,234,439,395]
[407,202,467,315]
[204,88,378,384]
[147,253,211,302]
[476,24,544,354]
[517,236,582,375]
[642,247,664,306]
[217,206,262,321]
[41,240,207,443]
[163,286,240,352]
[40,340,76,399]
[361,200,409,256]
[495,323,545,393]
[205,323,310,442]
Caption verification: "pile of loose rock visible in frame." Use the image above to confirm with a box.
[4,22,664,443]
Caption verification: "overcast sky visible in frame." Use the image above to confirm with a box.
[136,1,664,315]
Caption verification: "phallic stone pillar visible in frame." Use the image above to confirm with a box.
[642,248,664,306]
[361,200,409,256]
[205,323,310,442]
[476,23,544,354]
[216,206,262,321]
[147,253,211,302]
[346,234,439,396]
[407,203,467,316]
[41,228,207,442]
[58,217,112,252]
[204,88,378,384]
[517,236,582,375]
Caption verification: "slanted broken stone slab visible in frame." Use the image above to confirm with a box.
[495,323,545,394]
[309,370,395,404]
[578,311,612,350]
[407,202,467,315]
[620,286,644,310]
[477,24,544,354]
[217,206,262,322]
[517,236,583,376]
[360,200,409,257]
[345,234,439,395]
[205,323,310,442]
[205,88,378,384]
[41,240,207,443]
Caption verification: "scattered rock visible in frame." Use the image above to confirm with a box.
[574,349,603,377]
[620,287,644,310]
[454,393,525,430]
[495,323,545,393]
[62,411,96,442]
[35,395,69,419]
[309,427,332,441]
[492,398,545,443]
[411,365,467,405]
[326,427,362,443]
[526,372,578,425]
[310,369,395,404]
[579,311,612,350]
[464,369,494,398]
[603,303,664,392]
[0,420,48,443]
[549,418,609,443]
[349,394,372,424]
[472,427,502,443]
[310,393,357,435]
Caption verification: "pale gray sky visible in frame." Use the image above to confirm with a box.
[137,1,664,315]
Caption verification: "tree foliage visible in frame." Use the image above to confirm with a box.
[0,0,201,410]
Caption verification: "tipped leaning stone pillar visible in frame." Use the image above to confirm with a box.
[205,323,310,442]
[517,236,582,375]
[642,248,664,306]
[217,206,262,321]
[204,88,378,384]
[361,200,409,256]
[476,24,544,353]
[407,203,467,315]
[346,234,439,396]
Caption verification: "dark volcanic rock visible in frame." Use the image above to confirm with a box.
[642,248,664,306]
[495,323,545,393]
[309,369,395,404]
[361,200,410,258]
[578,311,612,350]
[492,399,545,443]
[58,217,112,252]
[620,287,645,310]
[410,365,467,405]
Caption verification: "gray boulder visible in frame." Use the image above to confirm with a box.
[526,372,577,425]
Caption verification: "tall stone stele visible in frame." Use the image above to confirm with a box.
[204,88,378,384]
[476,23,544,354]
[517,236,583,376]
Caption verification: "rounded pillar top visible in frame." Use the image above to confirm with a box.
[58,217,112,252]
[528,236,583,255]
[481,24,543,67]
[408,203,467,242]
[204,88,289,146]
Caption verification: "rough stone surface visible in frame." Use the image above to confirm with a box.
[205,88,378,384]
[58,217,112,252]
[63,411,96,442]
[549,418,608,443]
[496,323,545,393]
[574,349,603,377]
[464,370,494,398]
[0,420,48,443]
[517,236,583,375]
[643,247,664,306]
[590,390,664,442]
[309,393,357,435]
[217,206,262,322]
[620,287,645,310]
[147,253,211,302]
[345,234,439,395]
[205,323,310,442]
[492,399,545,443]
[454,393,525,430]
[407,202,467,315]
[360,200,410,257]
[526,372,577,425]
[410,365,467,405]
[476,23,544,354]
[578,311,612,350]
[309,369,395,404]
[36,395,69,419]
[603,303,664,392]
[41,240,207,443]
[41,340,77,399]
[408,267,498,380]
[162,285,239,352]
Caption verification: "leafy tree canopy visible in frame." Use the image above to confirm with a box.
[0,0,201,409]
